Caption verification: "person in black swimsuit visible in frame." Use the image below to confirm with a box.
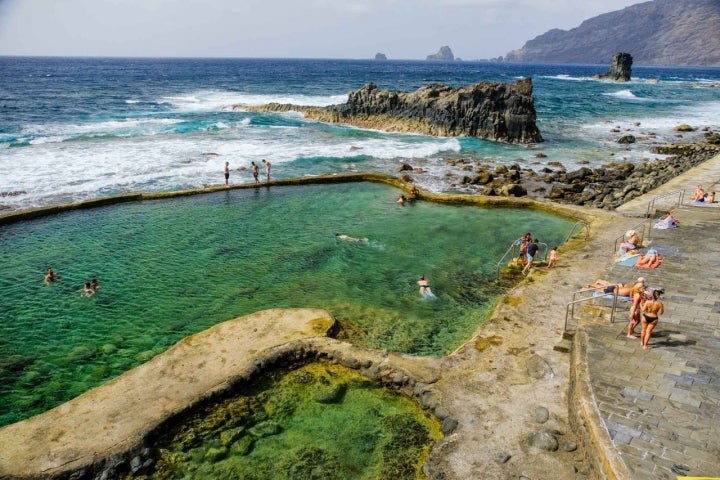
[640,289,664,349]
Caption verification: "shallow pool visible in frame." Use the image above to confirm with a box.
[0,182,572,425]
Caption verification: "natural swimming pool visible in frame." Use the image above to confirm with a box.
[0,182,573,426]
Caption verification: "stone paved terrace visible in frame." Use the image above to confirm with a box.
[575,155,720,479]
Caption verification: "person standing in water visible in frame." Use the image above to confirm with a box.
[44,267,58,285]
[417,275,433,296]
[224,161,230,187]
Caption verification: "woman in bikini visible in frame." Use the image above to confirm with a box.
[640,289,664,350]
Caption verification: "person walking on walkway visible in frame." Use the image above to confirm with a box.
[262,159,271,183]
[627,277,646,338]
[224,161,230,186]
[251,161,260,185]
[640,289,664,349]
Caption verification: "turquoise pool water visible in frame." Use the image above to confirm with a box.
[0,182,573,425]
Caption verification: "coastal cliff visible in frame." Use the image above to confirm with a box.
[243,79,543,144]
[504,0,720,66]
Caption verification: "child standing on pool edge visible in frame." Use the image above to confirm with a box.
[548,246,558,267]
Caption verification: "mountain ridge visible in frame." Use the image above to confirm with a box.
[504,0,720,66]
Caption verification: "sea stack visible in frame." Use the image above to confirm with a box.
[596,52,633,82]
[426,46,454,61]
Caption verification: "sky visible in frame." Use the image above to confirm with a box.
[0,0,645,60]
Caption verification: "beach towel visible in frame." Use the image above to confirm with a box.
[635,252,664,269]
[615,253,640,267]
[653,218,679,229]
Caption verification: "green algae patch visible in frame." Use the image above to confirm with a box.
[502,295,523,307]
[475,335,503,352]
[141,361,441,480]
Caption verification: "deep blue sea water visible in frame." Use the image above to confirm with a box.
[1,57,719,210]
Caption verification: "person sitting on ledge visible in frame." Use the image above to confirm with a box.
[691,184,705,202]
[619,229,641,254]
[654,211,679,229]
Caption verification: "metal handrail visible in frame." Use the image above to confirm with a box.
[564,287,621,332]
[563,220,590,244]
[645,190,684,218]
[495,241,521,280]
[612,219,651,254]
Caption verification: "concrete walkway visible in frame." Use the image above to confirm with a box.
[577,155,720,478]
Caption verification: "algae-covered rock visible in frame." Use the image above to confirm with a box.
[219,426,245,446]
[249,420,282,438]
[313,383,347,404]
[230,436,254,456]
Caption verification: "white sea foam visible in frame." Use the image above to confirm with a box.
[602,89,644,100]
[21,118,183,139]
[161,90,347,112]
[539,74,589,82]
[0,122,461,210]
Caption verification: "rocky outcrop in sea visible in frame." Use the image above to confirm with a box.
[594,53,632,82]
[426,46,454,61]
[243,79,543,144]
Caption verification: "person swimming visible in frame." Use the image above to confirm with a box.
[417,275,434,297]
[44,267,58,284]
[335,232,368,242]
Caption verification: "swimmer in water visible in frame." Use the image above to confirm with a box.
[417,275,433,296]
[335,232,368,242]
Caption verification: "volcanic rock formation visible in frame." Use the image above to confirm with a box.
[595,53,633,82]
[242,79,543,144]
[427,46,455,61]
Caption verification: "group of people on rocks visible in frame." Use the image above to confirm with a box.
[44,267,100,297]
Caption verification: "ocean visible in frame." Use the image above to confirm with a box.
[1,57,719,211]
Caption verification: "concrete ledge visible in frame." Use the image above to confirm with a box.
[0,173,595,227]
[0,309,336,478]
[0,308,454,479]
[570,327,632,480]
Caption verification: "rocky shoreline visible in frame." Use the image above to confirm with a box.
[396,141,720,210]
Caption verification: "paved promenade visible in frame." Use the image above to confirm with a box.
[578,155,720,479]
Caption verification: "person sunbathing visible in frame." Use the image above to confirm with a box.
[586,280,633,297]
[635,249,663,269]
